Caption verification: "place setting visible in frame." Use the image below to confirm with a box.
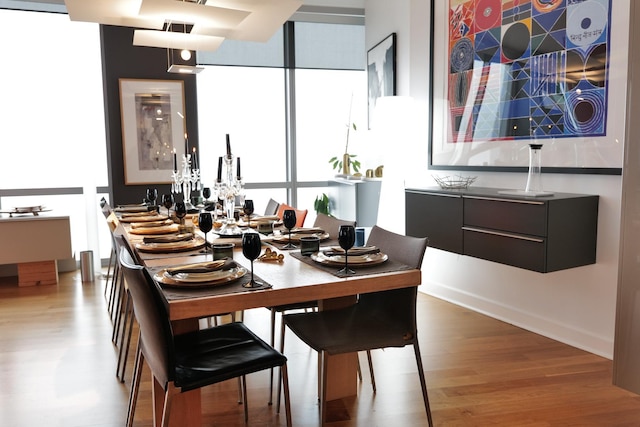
[153,258,248,288]
[134,232,207,253]
[290,225,400,278]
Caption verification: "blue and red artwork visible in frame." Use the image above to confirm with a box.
[447,0,611,143]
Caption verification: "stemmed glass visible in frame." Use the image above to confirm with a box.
[337,225,356,275]
[175,201,187,225]
[202,187,212,209]
[161,193,174,218]
[242,231,264,288]
[198,212,213,256]
[146,188,157,210]
[282,209,297,249]
[243,199,254,228]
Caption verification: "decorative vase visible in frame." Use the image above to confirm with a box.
[342,153,350,175]
[525,144,543,193]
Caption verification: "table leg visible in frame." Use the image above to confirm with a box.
[318,296,358,400]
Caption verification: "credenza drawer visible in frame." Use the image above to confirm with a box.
[463,227,546,272]
[464,196,547,236]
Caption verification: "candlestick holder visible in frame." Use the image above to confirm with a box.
[215,155,244,235]
[171,153,201,211]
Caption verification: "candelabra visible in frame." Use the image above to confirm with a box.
[214,155,243,235]
[171,153,201,211]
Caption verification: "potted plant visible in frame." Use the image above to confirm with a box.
[314,193,331,216]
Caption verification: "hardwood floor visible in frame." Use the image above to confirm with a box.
[1,270,640,426]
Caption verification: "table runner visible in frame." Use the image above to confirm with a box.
[289,251,413,278]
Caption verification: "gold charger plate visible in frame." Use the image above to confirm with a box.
[311,251,388,267]
[154,266,247,288]
[129,224,180,235]
[135,236,206,253]
[131,219,173,228]
[272,232,330,243]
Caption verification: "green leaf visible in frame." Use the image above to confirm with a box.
[352,123,357,131]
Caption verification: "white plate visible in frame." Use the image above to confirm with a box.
[311,251,388,266]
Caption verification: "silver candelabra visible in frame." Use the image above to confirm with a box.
[214,155,243,235]
[171,153,201,211]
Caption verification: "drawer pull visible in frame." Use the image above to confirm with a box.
[462,226,544,243]
[463,195,545,205]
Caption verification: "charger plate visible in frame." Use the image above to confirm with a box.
[129,224,180,235]
[311,251,388,266]
[272,232,330,243]
[135,236,206,253]
[154,266,247,288]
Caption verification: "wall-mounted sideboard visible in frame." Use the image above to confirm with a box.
[405,187,599,273]
[0,215,72,286]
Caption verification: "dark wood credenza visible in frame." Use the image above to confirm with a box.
[405,187,599,273]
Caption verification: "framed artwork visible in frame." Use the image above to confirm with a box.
[429,0,624,174]
[119,79,186,184]
[367,33,397,129]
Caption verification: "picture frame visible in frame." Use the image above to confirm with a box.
[119,78,186,185]
[367,33,396,129]
[428,0,624,175]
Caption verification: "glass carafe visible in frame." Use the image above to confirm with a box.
[525,144,543,193]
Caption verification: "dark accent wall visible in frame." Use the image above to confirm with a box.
[100,25,199,205]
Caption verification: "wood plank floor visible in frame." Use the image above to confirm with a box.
[1,270,640,426]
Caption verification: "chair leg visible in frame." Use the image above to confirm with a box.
[413,342,434,427]
[280,363,293,427]
[161,384,179,427]
[117,296,135,382]
[116,291,130,378]
[366,350,377,394]
[277,315,286,411]
[268,307,277,405]
[104,249,115,298]
[242,375,249,422]
[126,339,143,427]
[320,350,328,426]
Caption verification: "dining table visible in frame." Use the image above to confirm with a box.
[119,215,422,427]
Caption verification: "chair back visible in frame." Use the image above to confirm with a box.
[100,197,113,218]
[276,203,308,228]
[359,226,428,338]
[264,198,280,216]
[313,213,356,240]
[119,247,175,388]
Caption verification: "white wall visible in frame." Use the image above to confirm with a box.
[366,0,625,358]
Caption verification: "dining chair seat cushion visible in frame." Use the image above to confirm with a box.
[283,289,415,355]
[173,322,288,392]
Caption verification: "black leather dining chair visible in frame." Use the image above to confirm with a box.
[266,214,376,405]
[280,225,433,426]
[119,247,292,427]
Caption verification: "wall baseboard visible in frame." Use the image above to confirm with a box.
[419,280,613,359]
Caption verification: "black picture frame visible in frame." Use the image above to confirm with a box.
[367,33,397,129]
[427,0,623,175]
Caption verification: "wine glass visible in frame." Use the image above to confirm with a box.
[202,187,212,209]
[337,225,356,275]
[146,188,157,210]
[175,201,187,225]
[161,193,174,218]
[243,199,254,228]
[242,231,263,288]
[282,209,297,249]
[198,212,213,256]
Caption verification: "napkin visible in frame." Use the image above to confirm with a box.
[132,220,172,229]
[323,246,380,256]
[143,233,193,244]
[166,259,237,275]
[121,211,157,218]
